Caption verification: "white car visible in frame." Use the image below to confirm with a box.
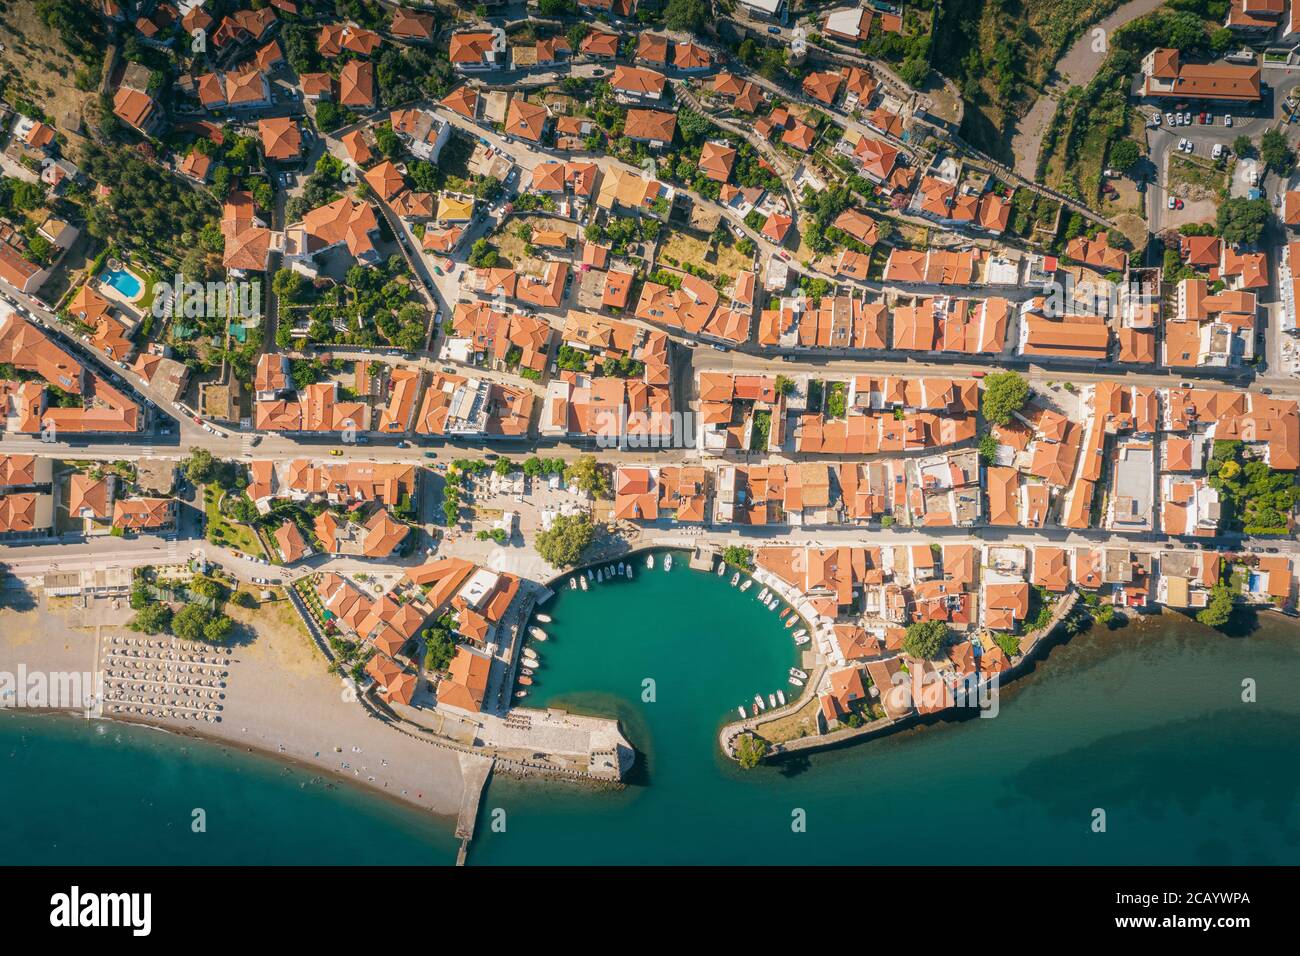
[1225,114,1233,127]
[1212,143,1224,159]
[1165,112,1175,126]
[1178,137,1188,151]
[1185,140,1194,154]
[1167,196,1176,209]
[1152,112,1162,126]
[1183,112,1192,125]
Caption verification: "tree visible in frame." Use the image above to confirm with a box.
[1216,196,1271,246]
[1108,139,1141,172]
[978,432,1000,465]
[129,602,172,634]
[981,371,1029,426]
[1196,583,1236,629]
[564,455,609,499]
[1261,128,1294,174]
[184,448,217,484]
[534,513,594,567]
[902,620,948,660]
[1233,134,1252,158]
[722,546,754,570]
[493,458,512,476]
[664,0,707,34]
[735,733,767,769]
[898,56,929,88]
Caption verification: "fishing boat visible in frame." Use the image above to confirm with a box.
[753,694,765,713]
[758,587,770,602]
[784,617,797,629]
[536,613,552,623]
[740,579,753,591]
[717,562,725,576]
[528,626,548,641]
[789,667,808,680]
[568,578,576,590]
[779,608,791,619]
[730,572,740,586]
[518,675,533,686]
[777,690,786,706]
[768,693,777,708]
[664,553,673,571]
[646,554,655,570]
[579,575,588,591]
[788,676,804,688]
[794,633,811,646]
[737,705,747,719]
[515,690,528,699]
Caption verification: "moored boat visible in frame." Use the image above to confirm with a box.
[521,667,535,677]
[758,587,770,602]
[596,568,604,583]
[625,564,633,579]
[794,634,810,646]
[789,667,808,680]
[788,676,804,688]
[777,690,786,706]
[579,575,588,591]
[586,569,593,582]
[737,705,747,719]
[753,694,765,712]
[717,562,725,576]
[515,690,528,698]
[529,626,547,641]
[518,675,533,686]
[739,579,753,591]
[784,617,797,628]
[664,553,673,571]
[646,554,655,569]
[792,628,807,638]
[768,693,777,708]
[730,572,740,586]
[536,613,552,623]
[618,562,625,575]
[568,578,576,590]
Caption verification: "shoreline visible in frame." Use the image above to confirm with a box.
[3,706,462,827]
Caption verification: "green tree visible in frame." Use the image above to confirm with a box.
[664,0,708,34]
[735,733,767,769]
[981,371,1029,426]
[722,546,754,570]
[1196,583,1235,629]
[1216,196,1271,246]
[534,513,594,567]
[493,458,512,476]
[129,602,172,634]
[1108,139,1141,172]
[902,620,948,660]
[564,455,609,499]
[184,448,217,484]
[1261,128,1294,174]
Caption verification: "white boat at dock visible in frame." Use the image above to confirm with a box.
[515,690,528,698]
[579,575,589,591]
[528,626,548,641]
[522,648,538,660]
[625,564,633,579]
[792,628,807,638]
[739,579,753,591]
[730,572,740,586]
[646,554,655,569]
[784,617,797,629]
[768,693,777,708]
[664,553,673,571]
[758,587,770,602]
[768,597,780,611]
[618,562,625,575]
[536,613,552,623]
[737,705,747,719]
[789,667,808,680]
[788,677,804,688]
[717,561,725,576]
[586,569,593,582]
[568,578,576,590]
[777,690,786,706]
[521,667,535,677]
[794,634,810,645]
[753,694,765,712]
[596,568,604,583]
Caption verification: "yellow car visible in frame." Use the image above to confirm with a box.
[330,449,343,456]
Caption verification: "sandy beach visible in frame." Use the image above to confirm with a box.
[0,591,467,820]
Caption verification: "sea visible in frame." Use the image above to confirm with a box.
[4,552,1299,865]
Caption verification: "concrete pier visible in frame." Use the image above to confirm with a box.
[454,753,494,866]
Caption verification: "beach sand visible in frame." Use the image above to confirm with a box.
[0,593,466,819]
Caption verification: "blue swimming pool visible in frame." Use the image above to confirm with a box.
[101,266,143,299]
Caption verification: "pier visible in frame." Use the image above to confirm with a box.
[454,753,494,866]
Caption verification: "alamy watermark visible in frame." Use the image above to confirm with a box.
[0,665,100,713]
[151,275,262,321]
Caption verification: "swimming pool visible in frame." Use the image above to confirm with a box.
[101,266,143,299]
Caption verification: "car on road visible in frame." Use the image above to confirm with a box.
[767,26,781,34]
[396,440,409,448]
[1262,387,1274,394]
[592,67,605,76]
[330,449,343,456]
[1225,114,1233,127]
[250,435,262,447]
[970,370,986,378]
[425,451,438,459]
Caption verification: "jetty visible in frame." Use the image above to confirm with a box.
[688,544,719,572]
[454,753,494,866]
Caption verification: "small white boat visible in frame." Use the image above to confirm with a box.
[792,628,807,639]
[789,676,804,688]
[529,627,547,641]
[664,554,673,571]
[758,587,770,602]
[730,572,740,586]
[618,562,625,575]
[717,562,725,576]
[777,690,786,706]
[753,694,765,712]
[586,569,593,581]
[536,613,552,623]
[568,578,576,590]
[597,568,604,583]
[768,598,780,611]
[794,634,811,646]
[521,667,535,677]
[768,693,777,708]
[579,575,588,591]
[784,617,797,629]
[515,690,528,698]
[740,579,753,591]
[737,705,747,719]
[646,554,655,570]
[790,667,808,680]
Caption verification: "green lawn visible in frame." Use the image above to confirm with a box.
[204,486,265,557]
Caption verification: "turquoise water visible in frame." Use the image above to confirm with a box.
[0,715,458,865]
[3,558,1300,865]
[101,267,142,299]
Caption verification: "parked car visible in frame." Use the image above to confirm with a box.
[1167,196,1176,209]
[767,26,781,34]
[1212,143,1224,159]
[1152,112,1162,126]
[1175,198,1184,209]
[330,449,343,456]
[1225,114,1233,127]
